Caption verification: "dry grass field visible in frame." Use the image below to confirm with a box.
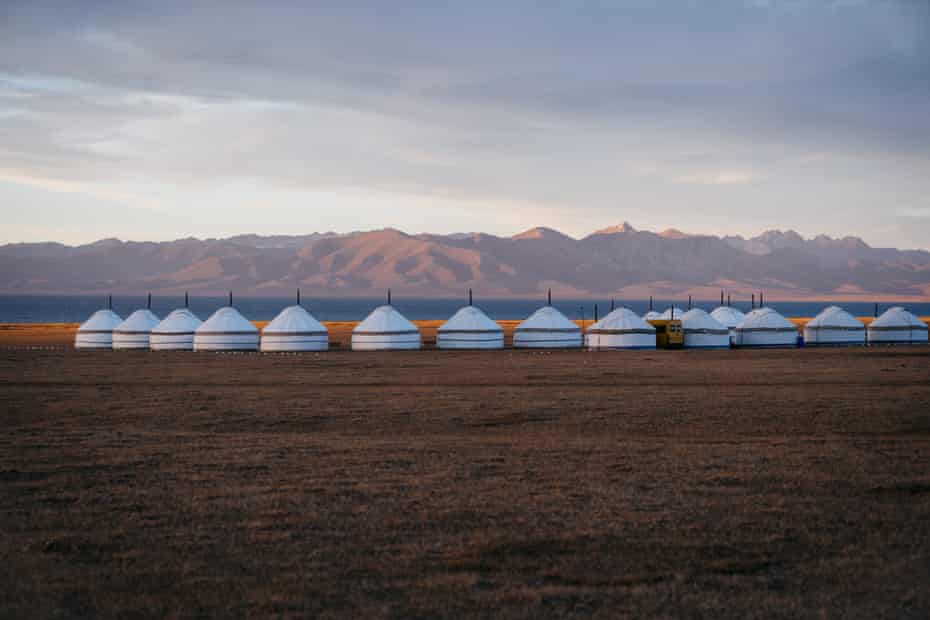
[2,334,930,617]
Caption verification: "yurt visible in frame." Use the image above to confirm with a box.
[586,307,655,350]
[710,306,746,344]
[660,306,688,320]
[261,304,328,352]
[194,299,259,351]
[868,307,930,345]
[680,308,730,349]
[514,303,581,348]
[803,306,865,346]
[734,307,798,348]
[643,310,663,321]
[437,296,503,350]
[75,304,123,350]
[112,308,161,350]
[352,303,420,350]
[151,308,202,351]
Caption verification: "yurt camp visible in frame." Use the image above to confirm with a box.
[513,295,581,349]
[585,307,656,350]
[734,307,798,348]
[868,307,930,345]
[710,305,746,344]
[680,308,730,349]
[803,306,865,346]
[261,303,328,352]
[194,298,259,351]
[112,306,161,350]
[352,301,420,351]
[437,294,503,350]
[151,308,202,351]
[74,301,122,350]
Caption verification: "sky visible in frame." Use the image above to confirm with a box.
[1,0,929,249]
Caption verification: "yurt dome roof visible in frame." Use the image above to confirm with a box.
[263,305,326,334]
[737,307,795,330]
[710,306,746,328]
[516,306,578,331]
[681,308,729,333]
[197,307,258,334]
[660,306,688,319]
[354,305,418,334]
[642,310,663,321]
[438,305,501,333]
[871,306,925,328]
[806,306,864,329]
[78,309,123,332]
[153,308,202,333]
[587,307,654,334]
[114,309,160,333]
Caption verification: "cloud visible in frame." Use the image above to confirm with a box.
[673,171,760,186]
[0,169,160,210]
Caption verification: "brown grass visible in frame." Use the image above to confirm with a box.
[2,345,930,618]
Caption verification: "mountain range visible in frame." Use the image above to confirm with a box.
[2,224,929,300]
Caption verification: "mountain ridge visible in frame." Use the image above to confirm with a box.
[2,225,929,299]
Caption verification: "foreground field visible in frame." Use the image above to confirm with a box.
[2,347,930,618]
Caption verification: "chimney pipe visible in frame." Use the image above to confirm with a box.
[228,291,233,307]
[108,295,112,310]
[751,293,755,309]
[147,293,151,309]
[720,290,724,306]
[611,298,615,311]
[387,289,392,305]
[184,292,189,308]
[297,289,301,306]
[594,303,599,322]
[727,294,731,307]
[547,289,552,306]
[468,288,473,306]
[688,295,692,310]
[760,291,764,307]
[649,296,653,311]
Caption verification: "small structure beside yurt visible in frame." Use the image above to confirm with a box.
[803,306,865,346]
[261,292,328,352]
[352,292,420,351]
[586,307,656,350]
[734,307,798,348]
[867,307,929,345]
[194,294,259,351]
[710,305,746,345]
[513,291,581,349]
[680,308,730,349]
[151,303,202,351]
[75,297,122,350]
[112,294,160,350]
[437,290,503,350]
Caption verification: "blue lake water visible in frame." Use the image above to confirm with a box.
[1,295,928,323]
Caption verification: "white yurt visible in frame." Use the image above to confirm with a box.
[261,304,328,352]
[734,307,798,348]
[151,308,202,351]
[194,298,259,351]
[514,300,581,348]
[437,296,503,350]
[680,308,730,349]
[75,302,123,350]
[643,310,663,321]
[868,307,929,345]
[112,307,161,350]
[803,306,865,346]
[710,306,746,344]
[660,306,688,320]
[586,307,656,350]
[352,300,420,350]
